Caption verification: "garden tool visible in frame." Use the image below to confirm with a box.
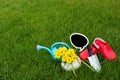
[87,45,101,72]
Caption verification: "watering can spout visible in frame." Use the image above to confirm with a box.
[37,45,42,50]
[37,45,52,53]
[37,45,52,54]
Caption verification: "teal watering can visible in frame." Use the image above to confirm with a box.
[37,42,70,60]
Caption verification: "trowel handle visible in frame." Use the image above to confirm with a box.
[87,45,94,56]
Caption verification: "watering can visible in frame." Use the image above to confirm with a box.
[37,42,70,60]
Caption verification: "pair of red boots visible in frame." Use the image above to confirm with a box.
[80,38,117,61]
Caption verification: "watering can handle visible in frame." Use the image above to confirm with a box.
[51,42,70,49]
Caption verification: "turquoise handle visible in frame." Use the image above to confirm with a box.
[51,42,70,49]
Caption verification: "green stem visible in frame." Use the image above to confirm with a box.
[81,60,95,72]
[72,64,77,77]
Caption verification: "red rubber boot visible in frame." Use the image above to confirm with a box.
[93,38,117,60]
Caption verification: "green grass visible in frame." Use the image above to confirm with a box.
[0,0,120,80]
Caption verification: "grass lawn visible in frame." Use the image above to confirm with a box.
[0,0,120,80]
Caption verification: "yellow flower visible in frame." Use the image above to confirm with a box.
[63,48,77,63]
[55,47,67,59]
[55,51,61,58]
[62,55,67,62]
[59,47,67,56]
[71,56,77,62]
[66,57,72,64]
[55,47,78,63]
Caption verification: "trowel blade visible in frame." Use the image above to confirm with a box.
[88,54,101,72]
